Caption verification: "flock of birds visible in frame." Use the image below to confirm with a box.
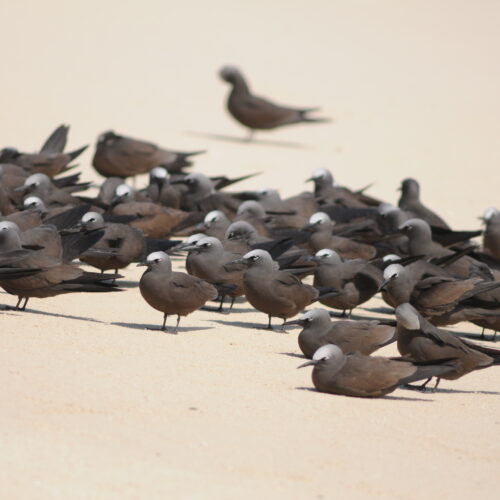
[1,66,499,398]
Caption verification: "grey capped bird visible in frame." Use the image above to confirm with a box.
[285,308,396,358]
[298,344,455,398]
[138,251,218,333]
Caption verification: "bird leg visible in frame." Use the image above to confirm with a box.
[229,297,235,311]
[266,315,273,330]
[493,331,498,341]
[281,318,288,332]
[15,296,23,310]
[480,327,485,340]
[404,377,433,392]
[162,313,167,331]
[21,298,29,311]
[173,315,180,334]
[217,295,225,313]
[431,378,441,392]
[340,310,347,318]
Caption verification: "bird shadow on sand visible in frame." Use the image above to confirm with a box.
[111,321,213,333]
[186,131,311,150]
[401,385,500,396]
[280,352,305,359]
[358,306,395,316]
[210,318,288,331]
[294,387,431,402]
[4,307,106,324]
[115,280,139,289]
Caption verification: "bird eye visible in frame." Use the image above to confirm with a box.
[305,317,312,322]
[154,258,161,263]
[89,218,96,223]
[250,255,259,261]
[203,243,211,248]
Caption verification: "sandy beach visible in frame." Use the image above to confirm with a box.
[1,1,499,498]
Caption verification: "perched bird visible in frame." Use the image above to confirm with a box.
[398,178,450,230]
[92,130,204,178]
[219,66,328,140]
[233,249,335,329]
[298,344,455,398]
[285,308,395,357]
[395,303,500,389]
[311,248,382,316]
[138,251,218,332]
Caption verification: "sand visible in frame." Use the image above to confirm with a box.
[1,1,499,498]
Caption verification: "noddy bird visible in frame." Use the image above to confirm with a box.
[92,130,204,178]
[0,223,120,310]
[298,344,455,398]
[285,308,395,357]
[303,212,376,259]
[398,178,450,230]
[311,248,382,316]
[219,66,328,140]
[481,207,500,261]
[395,303,500,388]
[233,249,337,329]
[138,251,218,333]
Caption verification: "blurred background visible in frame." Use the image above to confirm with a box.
[1,0,498,227]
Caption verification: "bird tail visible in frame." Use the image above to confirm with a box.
[312,286,342,302]
[68,144,89,161]
[461,340,500,364]
[40,124,69,153]
[299,108,331,123]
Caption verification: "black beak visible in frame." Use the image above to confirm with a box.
[377,278,391,292]
[297,360,318,369]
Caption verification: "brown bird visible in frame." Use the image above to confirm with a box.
[138,251,218,333]
[395,303,500,389]
[0,222,120,310]
[298,344,455,398]
[285,308,395,357]
[311,248,382,316]
[219,66,328,140]
[92,130,204,178]
[233,249,334,329]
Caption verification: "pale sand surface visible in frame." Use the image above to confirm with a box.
[1,1,500,498]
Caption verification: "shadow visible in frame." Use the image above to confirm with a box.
[426,387,500,396]
[111,322,213,333]
[116,280,139,289]
[11,308,105,324]
[209,318,287,331]
[280,352,306,359]
[450,331,499,343]
[295,386,431,401]
[186,131,311,150]
[359,306,395,315]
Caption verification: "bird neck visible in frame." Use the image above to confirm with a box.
[229,74,251,97]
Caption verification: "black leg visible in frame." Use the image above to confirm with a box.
[217,295,225,313]
[493,331,498,341]
[21,297,29,311]
[267,315,272,329]
[432,378,441,392]
[15,297,22,310]
[480,327,485,340]
[173,315,180,334]
[162,313,167,331]
[281,318,287,332]
[229,297,235,311]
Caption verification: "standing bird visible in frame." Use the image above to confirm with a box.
[219,66,328,140]
[138,251,218,333]
[298,344,455,398]
[233,249,333,329]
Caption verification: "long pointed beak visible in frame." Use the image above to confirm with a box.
[378,278,391,292]
[13,185,29,193]
[180,244,199,252]
[136,261,148,267]
[283,319,304,327]
[297,360,318,369]
[229,258,247,265]
[305,177,314,182]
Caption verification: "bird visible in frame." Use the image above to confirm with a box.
[310,248,382,316]
[395,303,500,389]
[219,66,328,140]
[92,130,205,178]
[138,251,218,332]
[284,308,395,357]
[398,178,450,230]
[182,236,245,311]
[0,222,121,310]
[298,344,455,398]
[303,212,376,259]
[232,249,336,329]
[481,207,500,261]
